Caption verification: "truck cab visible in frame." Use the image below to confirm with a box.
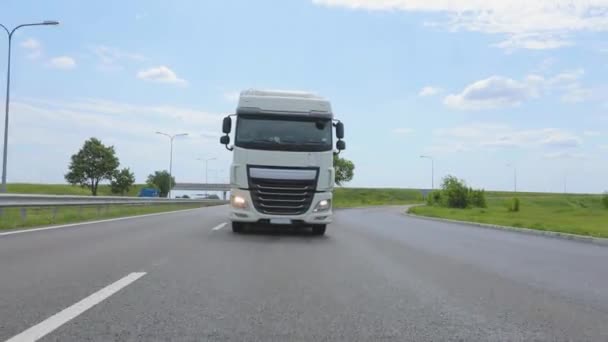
[220,89,345,235]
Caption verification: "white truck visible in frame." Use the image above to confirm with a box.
[220,89,345,235]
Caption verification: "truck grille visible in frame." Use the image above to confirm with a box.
[249,177,316,215]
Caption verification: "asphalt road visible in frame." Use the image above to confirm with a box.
[1,206,608,341]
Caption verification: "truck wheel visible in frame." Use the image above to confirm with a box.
[312,225,326,236]
[232,222,245,233]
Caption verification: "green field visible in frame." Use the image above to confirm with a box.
[333,188,423,208]
[9,184,607,238]
[0,203,204,231]
[7,183,425,207]
[6,183,146,196]
[410,193,608,238]
[1,184,424,231]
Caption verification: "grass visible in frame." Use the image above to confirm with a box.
[410,193,608,238]
[6,183,147,197]
[0,203,204,231]
[334,188,423,208]
[12,184,606,238]
[8,184,424,208]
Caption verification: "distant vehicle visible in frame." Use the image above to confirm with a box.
[138,188,159,197]
[193,194,220,199]
[220,89,346,235]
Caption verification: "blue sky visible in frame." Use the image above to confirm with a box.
[1,0,607,192]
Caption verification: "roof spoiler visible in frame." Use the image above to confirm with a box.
[236,107,332,119]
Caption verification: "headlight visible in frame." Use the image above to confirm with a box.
[231,195,248,209]
[313,199,331,212]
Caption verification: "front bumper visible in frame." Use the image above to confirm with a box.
[229,189,333,224]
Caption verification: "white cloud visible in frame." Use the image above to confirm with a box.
[392,128,414,135]
[425,142,469,154]
[26,50,42,60]
[21,38,40,50]
[312,0,608,50]
[436,122,508,139]
[493,34,573,51]
[434,122,583,151]
[8,97,225,183]
[444,76,537,110]
[560,84,593,103]
[549,69,585,85]
[223,91,240,102]
[91,45,146,68]
[535,57,556,73]
[418,86,442,97]
[544,69,594,103]
[600,144,608,150]
[137,66,187,85]
[540,131,582,148]
[584,131,601,137]
[201,131,221,139]
[48,56,76,69]
[444,68,596,110]
[544,151,587,160]
[20,38,42,59]
[17,97,221,127]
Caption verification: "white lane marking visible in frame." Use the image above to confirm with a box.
[5,272,146,342]
[212,222,227,231]
[0,207,207,237]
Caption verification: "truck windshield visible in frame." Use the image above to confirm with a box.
[235,115,332,152]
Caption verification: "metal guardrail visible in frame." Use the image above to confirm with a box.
[173,183,231,191]
[0,194,228,208]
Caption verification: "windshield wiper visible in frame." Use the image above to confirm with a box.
[276,139,325,145]
[250,138,279,144]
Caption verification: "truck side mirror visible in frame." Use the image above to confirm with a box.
[336,122,344,139]
[222,116,232,134]
[220,135,230,145]
[336,140,345,150]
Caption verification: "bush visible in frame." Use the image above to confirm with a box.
[425,175,486,209]
[426,190,442,206]
[441,176,469,208]
[602,192,608,209]
[468,188,487,208]
[508,197,520,212]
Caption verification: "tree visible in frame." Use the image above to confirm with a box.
[334,154,354,186]
[111,168,136,195]
[441,175,469,208]
[468,188,487,208]
[147,170,175,198]
[65,138,119,196]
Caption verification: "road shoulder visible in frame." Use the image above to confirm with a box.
[0,207,208,236]
[405,209,608,247]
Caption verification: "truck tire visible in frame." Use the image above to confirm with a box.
[312,224,326,236]
[232,222,245,233]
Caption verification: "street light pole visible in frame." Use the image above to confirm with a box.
[0,21,59,193]
[156,132,188,198]
[420,155,434,190]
